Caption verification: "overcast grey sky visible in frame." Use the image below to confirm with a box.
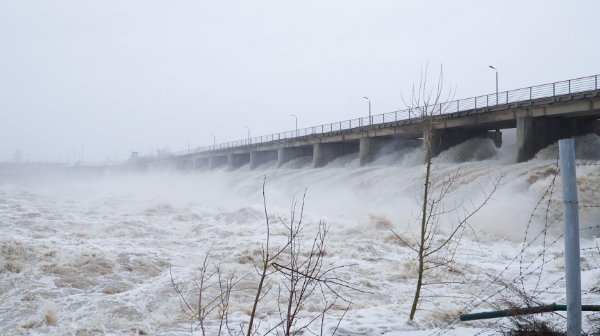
[1,1,599,162]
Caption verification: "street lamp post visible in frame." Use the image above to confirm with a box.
[245,126,250,144]
[185,139,190,152]
[210,133,215,147]
[363,97,371,125]
[291,114,298,137]
[489,66,498,105]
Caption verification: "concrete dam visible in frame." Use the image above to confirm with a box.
[127,74,600,172]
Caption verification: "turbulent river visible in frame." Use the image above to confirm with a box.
[3,136,600,336]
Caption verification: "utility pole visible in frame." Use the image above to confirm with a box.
[291,115,298,136]
[363,97,371,125]
[489,66,498,105]
[211,133,215,147]
[559,139,581,336]
[245,126,250,144]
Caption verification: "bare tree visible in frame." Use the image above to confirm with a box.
[172,177,362,335]
[393,64,503,321]
[271,194,358,336]
[170,251,244,335]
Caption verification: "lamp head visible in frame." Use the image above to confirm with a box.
[363,96,369,100]
[489,65,496,70]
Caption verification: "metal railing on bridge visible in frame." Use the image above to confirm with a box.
[158,74,600,158]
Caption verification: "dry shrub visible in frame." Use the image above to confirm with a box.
[492,281,565,336]
[497,316,564,336]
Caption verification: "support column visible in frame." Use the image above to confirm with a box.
[228,153,250,171]
[359,137,413,166]
[180,160,193,171]
[429,129,503,157]
[250,150,278,170]
[277,147,312,168]
[208,156,228,170]
[517,117,553,163]
[193,158,209,170]
[313,142,359,168]
[518,117,600,162]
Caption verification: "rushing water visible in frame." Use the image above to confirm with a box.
[3,136,600,335]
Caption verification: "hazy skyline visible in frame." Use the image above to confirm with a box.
[1,1,599,162]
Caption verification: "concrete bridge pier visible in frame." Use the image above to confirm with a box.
[517,117,600,162]
[148,163,159,173]
[313,142,359,168]
[209,155,228,170]
[359,137,414,166]
[193,158,209,170]
[228,153,250,171]
[169,161,180,171]
[250,150,278,170]
[277,146,312,168]
[180,160,193,171]
[430,129,502,156]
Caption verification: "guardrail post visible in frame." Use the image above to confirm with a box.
[569,80,571,94]
[553,83,556,96]
[596,75,598,90]
[506,91,509,104]
[559,139,582,336]
[530,87,532,100]
[457,100,459,112]
[475,97,477,109]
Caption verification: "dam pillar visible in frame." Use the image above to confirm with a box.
[313,142,359,168]
[180,160,193,171]
[517,117,556,163]
[208,155,228,170]
[193,158,209,170]
[517,117,600,162]
[228,153,250,171]
[429,129,503,156]
[359,137,414,166]
[250,150,278,170]
[277,146,312,168]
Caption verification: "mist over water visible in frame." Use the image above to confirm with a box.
[3,136,600,335]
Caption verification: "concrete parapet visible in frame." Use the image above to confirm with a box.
[228,153,250,171]
[277,146,312,168]
[313,142,359,168]
[209,156,228,170]
[250,150,278,170]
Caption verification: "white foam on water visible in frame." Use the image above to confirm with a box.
[3,135,600,335]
